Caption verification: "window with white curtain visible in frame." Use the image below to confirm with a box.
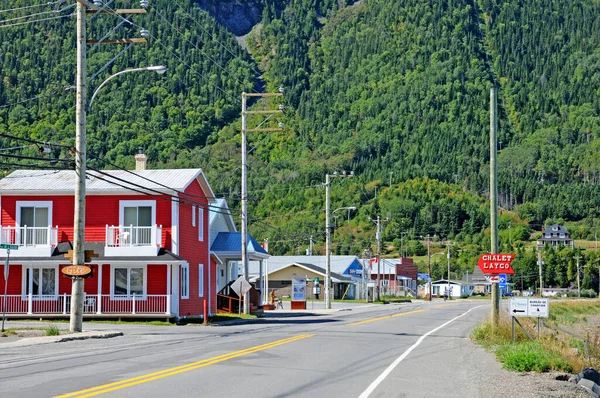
[198,264,204,297]
[198,208,204,241]
[181,264,189,299]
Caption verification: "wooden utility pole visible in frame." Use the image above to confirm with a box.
[490,87,500,323]
[241,91,284,313]
[71,0,87,334]
[426,235,432,301]
[71,0,147,333]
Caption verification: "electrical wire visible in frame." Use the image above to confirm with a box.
[151,4,256,92]
[0,85,74,110]
[0,161,73,170]
[0,0,65,14]
[173,0,263,79]
[0,10,74,28]
[153,8,252,98]
[0,3,74,24]
[85,165,240,216]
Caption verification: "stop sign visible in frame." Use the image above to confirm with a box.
[477,253,515,275]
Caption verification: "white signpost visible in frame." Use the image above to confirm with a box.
[509,297,549,341]
[509,297,549,318]
[0,244,18,332]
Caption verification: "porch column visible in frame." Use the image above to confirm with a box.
[166,264,171,315]
[97,264,102,314]
[27,265,33,314]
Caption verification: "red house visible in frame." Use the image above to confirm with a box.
[0,161,220,320]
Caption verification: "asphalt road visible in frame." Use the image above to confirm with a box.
[0,300,493,398]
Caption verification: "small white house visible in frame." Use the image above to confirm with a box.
[431,280,474,298]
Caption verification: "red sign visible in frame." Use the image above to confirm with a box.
[477,253,515,275]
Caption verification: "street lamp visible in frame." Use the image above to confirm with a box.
[71,65,166,333]
[88,66,167,110]
[325,171,354,309]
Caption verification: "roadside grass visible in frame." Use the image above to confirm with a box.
[472,303,600,373]
[45,324,61,336]
[546,301,600,326]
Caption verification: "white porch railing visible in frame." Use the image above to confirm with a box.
[0,225,58,247]
[105,225,163,256]
[1,294,170,315]
[0,225,58,257]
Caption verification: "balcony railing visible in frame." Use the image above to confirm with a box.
[0,225,58,256]
[2,294,170,315]
[105,225,163,256]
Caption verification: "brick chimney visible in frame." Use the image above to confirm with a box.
[135,149,147,171]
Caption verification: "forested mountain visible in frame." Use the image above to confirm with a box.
[1,0,600,280]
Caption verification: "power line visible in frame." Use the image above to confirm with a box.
[0,0,66,14]
[85,165,239,216]
[0,3,74,25]
[173,0,263,79]
[151,5,250,91]
[0,85,74,110]
[0,10,74,28]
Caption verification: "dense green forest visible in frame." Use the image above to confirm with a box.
[1,0,600,291]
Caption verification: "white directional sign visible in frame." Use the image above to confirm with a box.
[509,297,528,316]
[485,275,500,283]
[509,297,549,318]
[527,298,549,318]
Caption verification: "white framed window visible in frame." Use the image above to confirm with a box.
[198,264,204,297]
[16,201,52,246]
[119,200,156,245]
[110,265,146,298]
[192,206,196,227]
[181,263,189,299]
[23,266,57,298]
[198,207,204,241]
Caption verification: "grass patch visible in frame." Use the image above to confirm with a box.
[546,301,600,326]
[496,341,573,372]
[472,301,600,374]
[45,324,61,336]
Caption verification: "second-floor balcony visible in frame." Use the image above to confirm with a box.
[0,225,58,257]
[105,225,163,257]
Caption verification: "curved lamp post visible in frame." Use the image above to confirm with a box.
[88,66,166,111]
[71,65,166,333]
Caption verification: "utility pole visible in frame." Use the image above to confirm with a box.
[576,254,582,298]
[376,216,382,301]
[71,0,88,334]
[372,216,389,301]
[241,90,284,314]
[490,87,500,323]
[446,241,452,299]
[426,235,432,301]
[71,0,148,333]
[325,171,354,309]
[537,245,544,297]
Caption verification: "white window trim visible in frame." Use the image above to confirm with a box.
[21,265,58,299]
[119,200,156,226]
[16,200,53,227]
[198,264,204,297]
[192,206,196,227]
[198,207,204,241]
[181,263,190,299]
[109,264,148,299]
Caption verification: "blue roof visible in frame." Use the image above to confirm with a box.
[210,232,269,255]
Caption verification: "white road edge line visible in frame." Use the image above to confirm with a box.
[358,305,485,398]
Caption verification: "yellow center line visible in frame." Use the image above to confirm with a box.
[56,333,314,398]
[350,309,428,325]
